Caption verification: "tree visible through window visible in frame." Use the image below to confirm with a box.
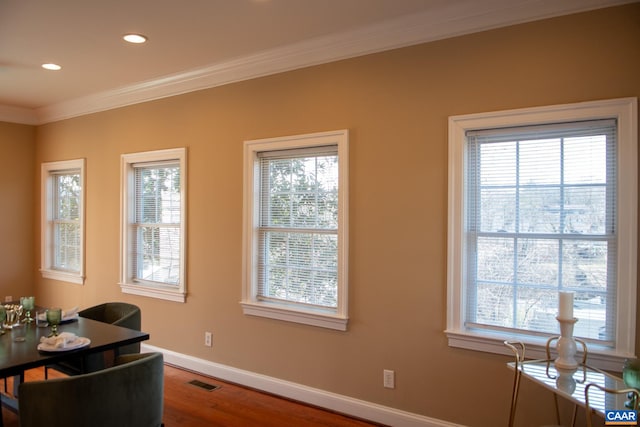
[243,130,349,331]
[53,171,82,272]
[446,99,637,367]
[120,148,186,303]
[466,121,616,344]
[134,163,181,285]
[258,150,339,308]
[41,159,85,284]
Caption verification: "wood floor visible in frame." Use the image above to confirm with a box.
[2,364,385,427]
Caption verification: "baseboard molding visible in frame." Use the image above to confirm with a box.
[141,344,463,427]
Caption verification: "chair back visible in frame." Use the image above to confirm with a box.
[20,352,164,427]
[79,302,142,354]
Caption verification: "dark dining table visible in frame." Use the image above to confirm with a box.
[0,317,149,425]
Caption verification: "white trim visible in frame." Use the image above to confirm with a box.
[447,97,638,360]
[445,329,633,372]
[240,301,348,331]
[40,269,84,285]
[1,0,634,125]
[242,130,349,330]
[0,105,39,125]
[120,283,186,303]
[141,344,462,427]
[119,148,187,302]
[40,158,86,285]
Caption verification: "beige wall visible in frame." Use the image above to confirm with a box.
[5,4,637,426]
[0,122,35,299]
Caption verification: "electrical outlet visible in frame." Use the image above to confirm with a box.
[383,369,395,389]
[204,331,212,347]
[5,296,12,303]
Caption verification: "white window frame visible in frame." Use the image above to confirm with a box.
[120,148,187,303]
[446,98,637,370]
[242,130,349,331]
[40,159,86,284]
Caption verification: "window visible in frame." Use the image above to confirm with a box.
[446,98,637,369]
[242,130,349,331]
[41,159,85,284]
[120,148,187,302]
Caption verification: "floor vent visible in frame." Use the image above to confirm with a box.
[188,379,220,391]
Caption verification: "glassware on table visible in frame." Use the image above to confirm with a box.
[46,307,62,337]
[0,306,5,334]
[3,305,15,328]
[36,309,49,328]
[15,304,23,325]
[3,304,23,329]
[20,296,35,323]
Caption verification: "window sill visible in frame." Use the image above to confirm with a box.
[120,283,186,303]
[445,328,633,372]
[241,301,348,331]
[40,269,84,285]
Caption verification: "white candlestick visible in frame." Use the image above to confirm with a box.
[559,291,574,320]
[555,317,579,370]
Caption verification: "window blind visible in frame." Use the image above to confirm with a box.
[464,119,617,344]
[132,161,181,286]
[52,170,81,272]
[257,146,339,309]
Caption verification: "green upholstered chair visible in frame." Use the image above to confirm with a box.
[19,352,164,427]
[78,302,142,355]
[46,302,142,377]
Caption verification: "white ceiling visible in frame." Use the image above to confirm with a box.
[0,0,634,124]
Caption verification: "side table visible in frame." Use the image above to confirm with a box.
[504,339,638,427]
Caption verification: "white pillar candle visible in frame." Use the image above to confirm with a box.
[558,291,574,319]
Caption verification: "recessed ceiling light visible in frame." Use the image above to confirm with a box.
[123,34,148,44]
[42,63,62,71]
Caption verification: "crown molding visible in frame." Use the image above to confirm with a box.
[0,105,40,125]
[1,0,634,125]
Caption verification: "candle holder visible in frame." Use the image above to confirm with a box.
[555,368,577,394]
[555,316,579,370]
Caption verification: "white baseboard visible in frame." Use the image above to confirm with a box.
[142,344,463,427]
